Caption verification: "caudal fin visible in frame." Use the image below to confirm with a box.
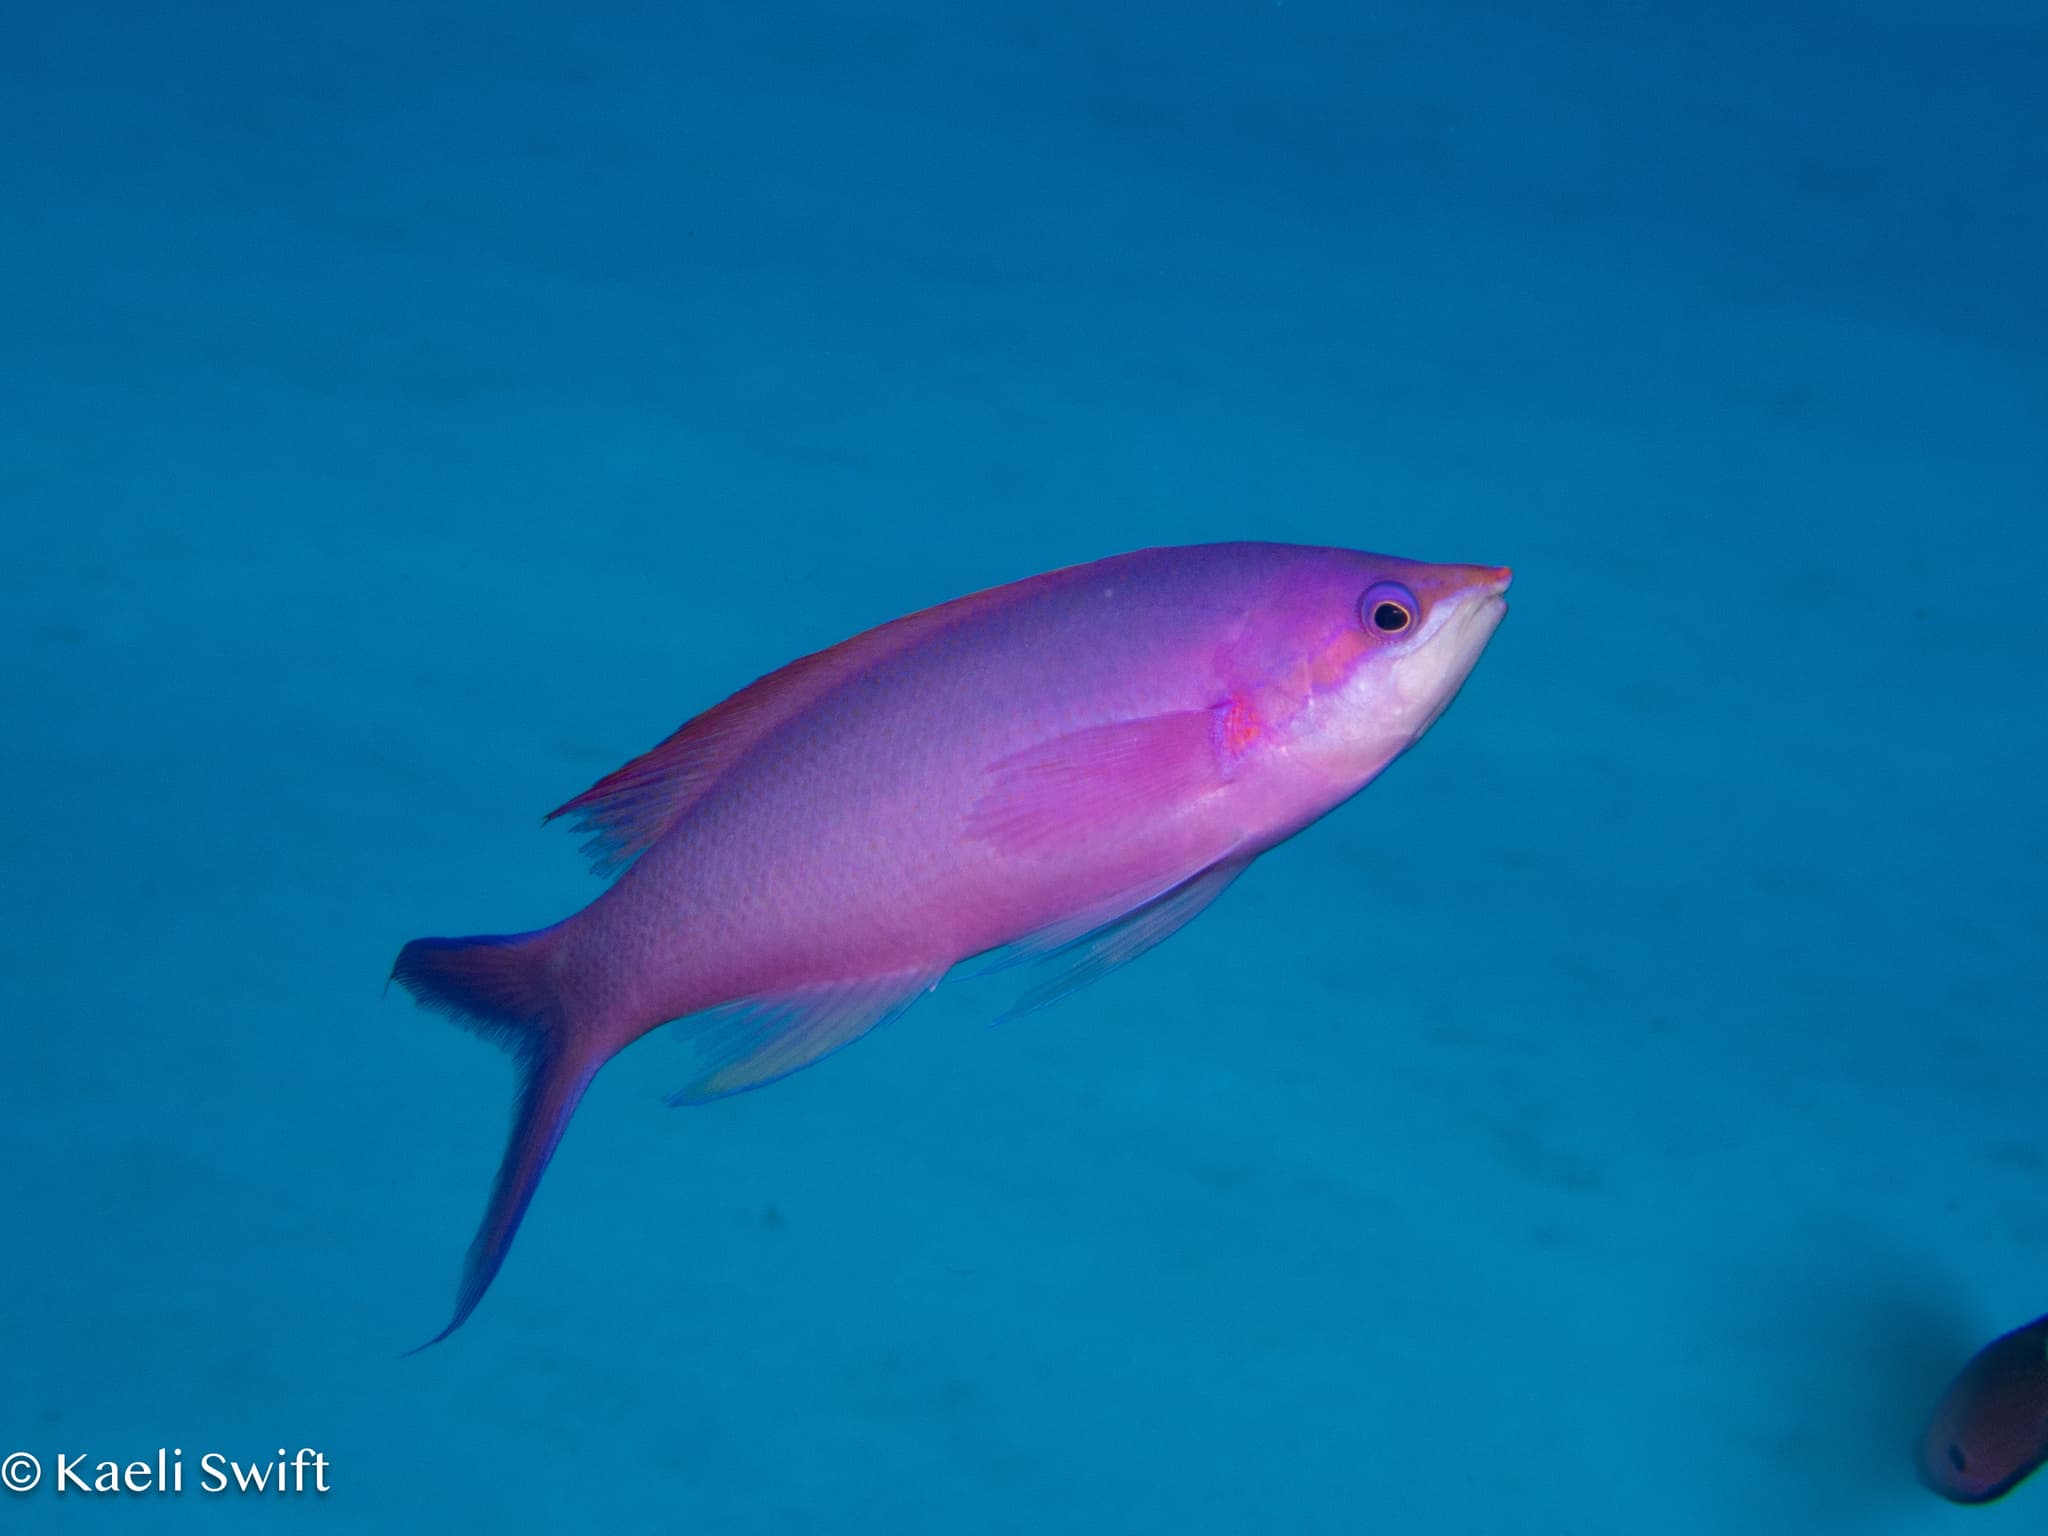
[390,928,596,1352]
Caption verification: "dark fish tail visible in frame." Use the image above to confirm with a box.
[390,926,596,1352]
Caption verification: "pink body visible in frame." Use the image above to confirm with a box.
[395,542,1511,1344]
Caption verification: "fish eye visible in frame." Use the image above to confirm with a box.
[1359,581,1418,638]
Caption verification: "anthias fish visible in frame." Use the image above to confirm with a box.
[395,542,1512,1345]
[1920,1311,2048,1503]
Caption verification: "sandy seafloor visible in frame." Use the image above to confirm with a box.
[3,1,2045,1531]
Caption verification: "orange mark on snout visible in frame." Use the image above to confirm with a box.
[1462,565,1513,596]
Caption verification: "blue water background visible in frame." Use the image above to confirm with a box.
[4,2,2045,1530]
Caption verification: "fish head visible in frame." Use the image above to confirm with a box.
[1243,551,1511,793]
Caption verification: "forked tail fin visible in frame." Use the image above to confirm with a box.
[390,927,596,1352]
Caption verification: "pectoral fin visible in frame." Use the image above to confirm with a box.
[978,854,1253,1022]
[965,708,1233,858]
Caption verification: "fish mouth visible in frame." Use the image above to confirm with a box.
[1421,563,1512,624]
[1444,567,1511,635]
[1462,566,1513,620]
[1464,565,1511,629]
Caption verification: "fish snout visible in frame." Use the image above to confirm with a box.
[1451,564,1513,600]
[1405,562,1513,609]
[1413,562,1512,622]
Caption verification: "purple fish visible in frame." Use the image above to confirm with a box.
[395,542,1511,1345]
[1920,1311,2048,1503]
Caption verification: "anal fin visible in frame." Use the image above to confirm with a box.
[666,964,949,1105]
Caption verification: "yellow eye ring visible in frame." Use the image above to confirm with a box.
[1359,581,1419,637]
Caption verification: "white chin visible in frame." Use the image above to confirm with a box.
[1392,594,1506,731]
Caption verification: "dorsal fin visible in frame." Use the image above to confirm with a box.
[545,576,1033,875]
